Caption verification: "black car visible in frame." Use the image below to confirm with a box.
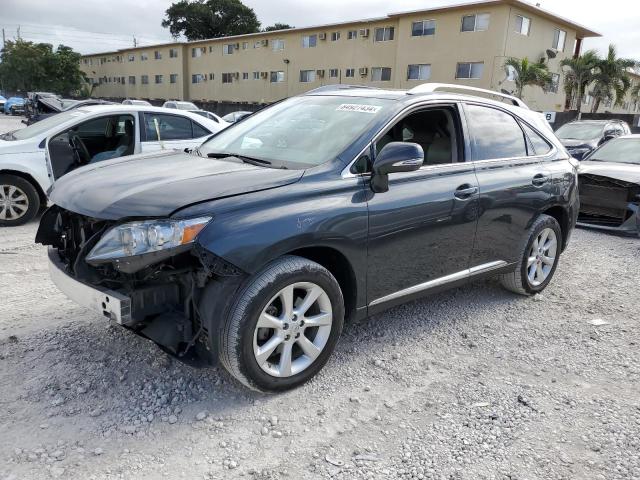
[555,119,631,160]
[577,135,640,235]
[36,84,579,392]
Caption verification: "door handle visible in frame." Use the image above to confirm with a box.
[532,174,550,187]
[454,185,479,200]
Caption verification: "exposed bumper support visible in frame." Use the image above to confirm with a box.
[48,247,132,324]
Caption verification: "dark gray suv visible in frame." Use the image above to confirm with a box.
[37,84,579,392]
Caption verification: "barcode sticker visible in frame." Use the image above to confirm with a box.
[336,104,382,114]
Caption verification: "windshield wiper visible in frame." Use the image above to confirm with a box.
[207,152,272,166]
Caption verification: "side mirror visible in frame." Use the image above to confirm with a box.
[371,142,423,193]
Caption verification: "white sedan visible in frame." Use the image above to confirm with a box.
[0,105,229,226]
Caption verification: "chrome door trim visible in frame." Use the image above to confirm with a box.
[369,260,507,307]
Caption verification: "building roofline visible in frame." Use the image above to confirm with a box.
[82,0,601,57]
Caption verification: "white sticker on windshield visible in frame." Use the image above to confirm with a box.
[336,104,382,114]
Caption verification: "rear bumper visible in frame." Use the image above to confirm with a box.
[48,247,132,324]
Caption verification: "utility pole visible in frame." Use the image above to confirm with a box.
[133,36,137,48]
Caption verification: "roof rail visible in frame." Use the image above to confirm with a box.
[306,84,380,94]
[407,83,529,109]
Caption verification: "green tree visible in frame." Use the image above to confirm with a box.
[590,44,636,113]
[162,0,261,40]
[560,49,599,118]
[263,23,294,32]
[0,40,86,95]
[503,57,552,100]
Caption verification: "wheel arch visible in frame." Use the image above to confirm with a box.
[286,245,358,322]
[0,169,47,205]
[541,205,570,252]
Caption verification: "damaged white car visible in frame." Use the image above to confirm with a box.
[0,105,228,226]
[578,134,640,236]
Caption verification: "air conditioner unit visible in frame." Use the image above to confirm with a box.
[359,28,370,38]
[234,43,240,49]
[261,71,269,79]
[261,39,269,46]
[359,67,368,76]
[316,69,325,77]
[233,72,240,79]
[319,32,327,40]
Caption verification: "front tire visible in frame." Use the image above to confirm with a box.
[219,255,344,392]
[0,175,41,226]
[500,214,562,295]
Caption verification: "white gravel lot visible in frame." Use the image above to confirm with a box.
[1,116,639,480]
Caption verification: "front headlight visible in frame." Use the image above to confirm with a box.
[86,216,212,262]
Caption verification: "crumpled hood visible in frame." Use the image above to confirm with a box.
[49,150,304,220]
[560,138,597,149]
[579,161,640,184]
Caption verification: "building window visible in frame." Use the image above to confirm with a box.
[192,47,204,58]
[371,67,392,81]
[271,71,285,83]
[169,48,178,58]
[128,54,135,62]
[412,20,436,36]
[141,75,149,84]
[456,62,484,79]
[222,73,233,84]
[374,27,394,42]
[242,42,249,50]
[140,53,148,61]
[461,13,490,32]
[345,68,355,77]
[192,74,205,84]
[242,72,249,80]
[208,73,215,80]
[272,39,285,51]
[300,70,316,83]
[223,44,235,55]
[331,31,341,41]
[302,35,317,48]
[515,15,531,35]
[329,68,339,78]
[549,73,560,93]
[408,64,431,80]
[253,71,260,80]
[254,41,262,48]
[553,28,567,51]
[128,76,136,85]
[154,50,162,60]
[170,74,178,84]
[155,75,163,84]
[347,30,357,40]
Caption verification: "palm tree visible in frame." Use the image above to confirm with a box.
[590,44,637,113]
[503,57,552,100]
[560,49,599,119]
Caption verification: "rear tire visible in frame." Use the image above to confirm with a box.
[0,174,40,227]
[500,214,562,295]
[219,255,344,392]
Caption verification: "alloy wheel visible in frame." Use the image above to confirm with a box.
[0,184,29,221]
[253,282,333,378]
[527,227,557,287]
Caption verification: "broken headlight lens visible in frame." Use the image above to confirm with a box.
[86,217,212,262]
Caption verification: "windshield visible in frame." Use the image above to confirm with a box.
[176,102,198,110]
[9,110,87,141]
[587,138,640,165]
[199,95,393,169]
[555,123,604,141]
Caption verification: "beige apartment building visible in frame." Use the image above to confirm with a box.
[79,0,638,114]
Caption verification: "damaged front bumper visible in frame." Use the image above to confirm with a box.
[48,247,132,324]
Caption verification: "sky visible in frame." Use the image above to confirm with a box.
[1,0,639,59]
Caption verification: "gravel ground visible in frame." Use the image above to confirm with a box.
[1,116,639,480]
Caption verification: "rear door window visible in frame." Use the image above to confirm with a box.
[144,113,194,141]
[192,122,211,138]
[465,104,527,160]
